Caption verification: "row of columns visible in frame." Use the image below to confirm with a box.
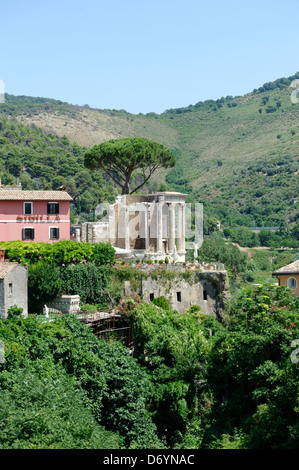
[156,200,186,256]
[122,199,186,257]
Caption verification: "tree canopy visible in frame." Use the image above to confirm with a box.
[84,137,176,195]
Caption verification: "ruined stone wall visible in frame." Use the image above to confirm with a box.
[122,265,229,316]
[46,295,80,314]
[80,222,110,244]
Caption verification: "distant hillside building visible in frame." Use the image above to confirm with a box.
[0,188,72,242]
[0,262,28,318]
[273,260,299,296]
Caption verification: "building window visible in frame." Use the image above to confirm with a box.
[203,290,208,301]
[22,228,34,240]
[177,292,182,302]
[150,293,154,301]
[8,283,13,294]
[287,277,297,289]
[47,202,59,214]
[49,227,60,240]
[24,202,33,215]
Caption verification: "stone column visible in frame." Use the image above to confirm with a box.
[177,203,182,253]
[144,203,149,251]
[81,223,87,243]
[157,201,163,253]
[168,203,175,254]
[177,202,185,255]
[75,228,80,243]
[125,207,130,250]
[109,204,115,246]
[181,202,186,254]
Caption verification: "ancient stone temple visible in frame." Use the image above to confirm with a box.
[80,192,188,262]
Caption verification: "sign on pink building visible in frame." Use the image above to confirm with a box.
[0,189,72,243]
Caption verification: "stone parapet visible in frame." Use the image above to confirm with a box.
[46,295,80,314]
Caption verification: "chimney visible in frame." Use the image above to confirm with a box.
[0,249,5,262]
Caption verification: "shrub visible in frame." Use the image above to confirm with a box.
[0,240,115,266]
[152,296,170,310]
[58,264,111,304]
[7,305,23,319]
[0,359,119,449]
[118,293,141,319]
[28,262,63,313]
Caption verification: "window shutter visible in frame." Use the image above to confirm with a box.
[47,203,59,214]
[22,228,34,240]
[50,227,59,239]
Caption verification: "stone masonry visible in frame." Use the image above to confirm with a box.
[0,262,28,319]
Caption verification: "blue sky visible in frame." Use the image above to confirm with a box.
[1,0,298,114]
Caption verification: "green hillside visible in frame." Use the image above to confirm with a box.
[0,115,118,222]
[1,72,299,228]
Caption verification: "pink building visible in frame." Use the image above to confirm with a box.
[0,189,72,243]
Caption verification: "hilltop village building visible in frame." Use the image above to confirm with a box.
[0,187,72,242]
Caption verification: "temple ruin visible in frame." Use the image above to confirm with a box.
[79,192,188,262]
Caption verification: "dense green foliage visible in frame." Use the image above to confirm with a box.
[28,263,63,312]
[197,232,299,289]
[27,263,112,312]
[0,359,118,449]
[0,240,115,266]
[197,232,248,276]
[0,283,298,449]
[225,225,299,248]
[59,263,111,305]
[133,301,211,448]
[130,285,299,448]
[0,313,162,449]
[202,284,299,449]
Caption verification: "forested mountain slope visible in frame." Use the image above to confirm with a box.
[0,115,117,221]
[1,72,298,227]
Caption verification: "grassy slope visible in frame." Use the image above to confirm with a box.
[1,72,299,226]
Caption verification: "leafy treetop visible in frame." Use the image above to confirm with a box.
[84,137,176,195]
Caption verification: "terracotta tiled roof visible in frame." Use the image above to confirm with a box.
[0,262,18,278]
[273,259,299,275]
[0,190,72,201]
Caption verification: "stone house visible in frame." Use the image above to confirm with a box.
[0,262,28,319]
[273,260,299,296]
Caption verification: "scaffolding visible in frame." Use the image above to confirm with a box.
[78,312,134,354]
